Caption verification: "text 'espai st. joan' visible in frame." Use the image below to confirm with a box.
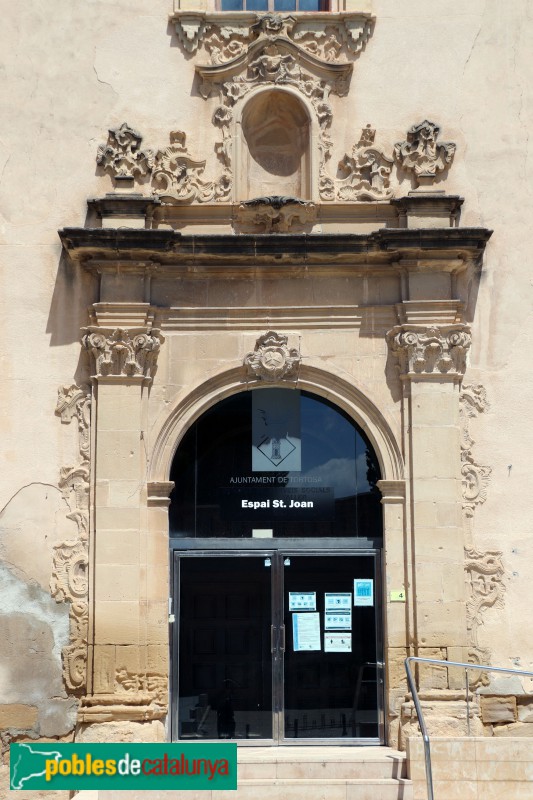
[241,499,314,508]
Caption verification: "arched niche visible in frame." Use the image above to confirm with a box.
[239,89,311,200]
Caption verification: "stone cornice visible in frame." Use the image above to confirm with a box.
[59,227,492,271]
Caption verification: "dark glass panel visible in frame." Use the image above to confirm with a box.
[169,389,382,539]
[283,555,379,739]
[178,556,273,740]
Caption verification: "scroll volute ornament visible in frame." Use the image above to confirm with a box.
[244,331,300,382]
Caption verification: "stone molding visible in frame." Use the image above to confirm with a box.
[244,330,301,382]
[82,327,163,382]
[386,324,471,380]
[376,479,406,504]
[395,120,456,187]
[52,384,92,693]
[147,481,175,508]
[171,11,374,60]
[236,196,317,233]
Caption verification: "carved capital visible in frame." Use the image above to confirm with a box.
[244,331,300,382]
[96,122,154,181]
[376,480,405,504]
[82,327,163,382]
[386,324,471,379]
[395,120,456,187]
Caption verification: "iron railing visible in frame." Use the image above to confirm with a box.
[404,656,533,800]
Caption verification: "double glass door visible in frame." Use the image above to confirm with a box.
[172,550,383,744]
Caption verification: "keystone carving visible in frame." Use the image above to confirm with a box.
[236,196,316,233]
[52,384,91,693]
[96,122,154,180]
[244,331,300,382]
[386,325,471,378]
[395,120,456,186]
[82,328,162,381]
[322,124,393,202]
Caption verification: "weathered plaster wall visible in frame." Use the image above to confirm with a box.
[1,0,532,745]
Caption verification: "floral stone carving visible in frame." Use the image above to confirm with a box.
[386,325,471,378]
[82,327,162,381]
[323,124,393,202]
[465,547,505,686]
[394,120,456,186]
[152,130,230,203]
[97,122,154,180]
[459,385,492,536]
[172,11,373,60]
[237,196,316,233]
[244,331,300,382]
[52,384,91,692]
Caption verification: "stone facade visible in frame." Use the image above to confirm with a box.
[1,1,533,792]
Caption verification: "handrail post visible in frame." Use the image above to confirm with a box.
[405,657,435,800]
[404,657,533,800]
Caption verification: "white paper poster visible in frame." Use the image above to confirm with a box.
[354,579,374,606]
[292,612,321,651]
[324,632,352,653]
[289,592,316,611]
[324,592,352,610]
[324,610,352,630]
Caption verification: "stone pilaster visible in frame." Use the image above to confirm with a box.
[80,325,167,725]
[387,321,469,660]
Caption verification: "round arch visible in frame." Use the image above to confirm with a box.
[148,365,404,486]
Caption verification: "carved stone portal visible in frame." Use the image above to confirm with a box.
[244,331,301,382]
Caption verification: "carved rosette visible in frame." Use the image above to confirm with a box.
[82,327,162,381]
[52,384,92,693]
[244,331,300,382]
[394,120,456,186]
[96,122,154,180]
[236,195,316,233]
[386,324,471,379]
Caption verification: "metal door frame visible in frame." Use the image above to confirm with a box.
[170,543,384,746]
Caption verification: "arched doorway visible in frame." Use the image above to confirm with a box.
[169,387,385,744]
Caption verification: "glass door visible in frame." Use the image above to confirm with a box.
[281,552,382,742]
[172,549,383,744]
[173,554,274,742]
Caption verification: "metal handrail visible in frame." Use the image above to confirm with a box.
[404,656,533,800]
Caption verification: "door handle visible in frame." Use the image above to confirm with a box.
[271,625,275,654]
[280,625,285,652]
